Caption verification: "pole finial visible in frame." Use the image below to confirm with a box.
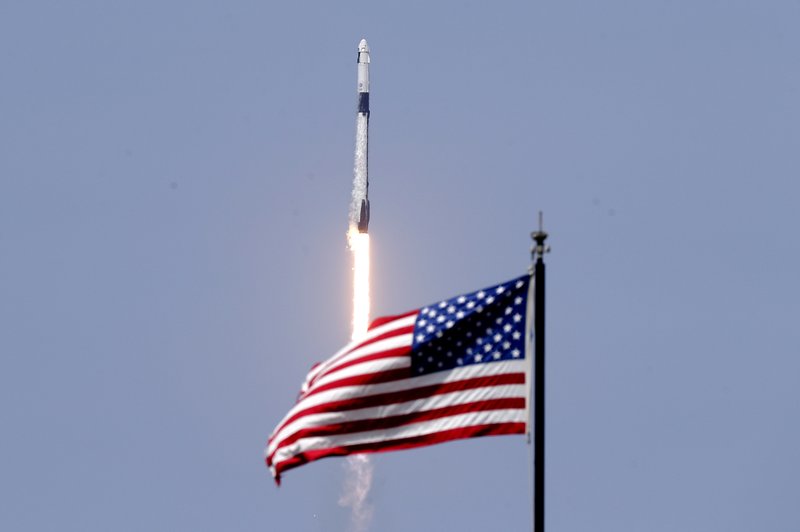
[531,211,550,264]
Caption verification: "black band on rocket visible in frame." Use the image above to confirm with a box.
[358,93,370,114]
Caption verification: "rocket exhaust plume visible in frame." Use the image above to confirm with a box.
[343,38,374,532]
[348,228,371,339]
[339,454,374,532]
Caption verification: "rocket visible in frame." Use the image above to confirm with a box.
[352,38,371,233]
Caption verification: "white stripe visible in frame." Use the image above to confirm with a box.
[308,355,411,391]
[307,334,414,389]
[305,314,417,384]
[268,384,526,457]
[270,359,528,439]
[271,408,526,467]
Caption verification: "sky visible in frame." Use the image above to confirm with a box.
[2,1,799,531]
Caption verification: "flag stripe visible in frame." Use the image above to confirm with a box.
[306,340,414,390]
[367,311,418,331]
[270,422,525,480]
[306,326,415,388]
[270,360,527,445]
[270,369,526,448]
[270,409,526,473]
[309,334,413,384]
[304,314,416,385]
[267,383,526,459]
[270,398,524,463]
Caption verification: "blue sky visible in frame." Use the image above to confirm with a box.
[2,1,799,530]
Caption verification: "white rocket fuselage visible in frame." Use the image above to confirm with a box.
[352,39,370,233]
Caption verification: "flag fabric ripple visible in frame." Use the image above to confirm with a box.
[266,274,534,484]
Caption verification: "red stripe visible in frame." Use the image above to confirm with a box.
[268,398,524,463]
[269,373,526,446]
[368,310,418,331]
[302,364,413,400]
[305,325,415,388]
[304,345,413,393]
[269,422,526,483]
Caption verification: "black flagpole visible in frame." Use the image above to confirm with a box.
[531,213,548,532]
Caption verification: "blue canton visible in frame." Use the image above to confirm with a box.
[411,275,531,375]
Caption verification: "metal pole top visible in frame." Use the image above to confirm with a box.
[531,211,550,263]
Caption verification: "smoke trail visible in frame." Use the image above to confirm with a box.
[339,454,374,532]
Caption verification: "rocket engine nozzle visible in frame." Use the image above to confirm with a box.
[357,199,370,233]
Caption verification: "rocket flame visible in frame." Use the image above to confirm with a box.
[348,227,371,340]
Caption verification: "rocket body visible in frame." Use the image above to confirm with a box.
[352,39,370,233]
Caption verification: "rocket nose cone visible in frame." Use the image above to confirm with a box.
[358,38,369,53]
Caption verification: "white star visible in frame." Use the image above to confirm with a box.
[466,301,475,309]
[457,358,463,365]
[436,315,445,323]
[475,354,483,362]
[486,296,495,304]
[496,286,505,294]
[503,341,511,350]
[485,328,493,335]
[513,313,522,323]
[438,362,443,368]
[484,344,492,352]
[467,348,473,355]
[428,356,433,362]
[435,330,443,338]
[446,320,454,329]
[429,310,437,318]
[512,331,521,340]
[421,307,430,315]
[418,319,427,326]
[516,280,524,289]
[439,301,447,308]
[512,349,521,358]
[447,305,456,314]
[493,333,502,343]
[446,351,452,357]
[476,321,482,327]
[456,311,465,319]
[505,307,512,315]
[418,367,425,373]
[503,324,512,333]
[456,341,462,347]
[466,331,472,338]
[477,291,485,299]
[495,318,503,325]
[416,334,425,342]
[426,325,435,333]
[515,297,523,305]
[493,352,501,359]
[457,296,466,304]
[476,306,484,313]
[476,337,483,345]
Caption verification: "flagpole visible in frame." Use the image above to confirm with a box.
[531,212,548,532]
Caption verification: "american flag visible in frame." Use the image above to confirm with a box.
[266,274,533,483]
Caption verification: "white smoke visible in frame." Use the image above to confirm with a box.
[339,454,374,532]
